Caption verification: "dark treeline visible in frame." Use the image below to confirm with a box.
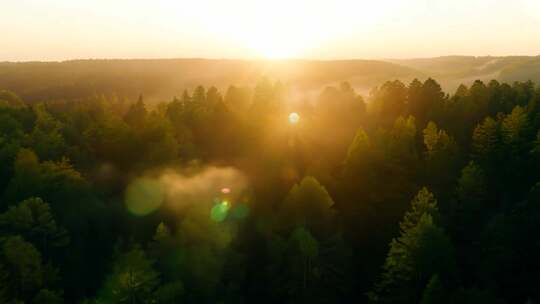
[1,76,540,303]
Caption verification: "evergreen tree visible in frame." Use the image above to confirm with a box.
[98,246,160,304]
[124,95,147,128]
[0,197,69,258]
[420,275,446,304]
[422,122,460,196]
[400,187,439,232]
[472,117,500,165]
[28,104,66,161]
[1,236,45,301]
[371,188,455,304]
[501,105,532,154]
[279,176,336,237]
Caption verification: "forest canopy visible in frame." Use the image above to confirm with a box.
[1,73,540,304]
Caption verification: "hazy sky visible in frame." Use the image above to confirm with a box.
[2,0,540,61]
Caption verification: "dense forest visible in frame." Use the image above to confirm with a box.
[2,56,540,104]
[1,74,540,303]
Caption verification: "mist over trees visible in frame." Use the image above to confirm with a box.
[1,73,540,303]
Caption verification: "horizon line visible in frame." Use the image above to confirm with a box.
[2,54,540,64]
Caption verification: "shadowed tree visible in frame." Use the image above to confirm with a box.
[501,105,532,154]
[1,236,45,301]
[408,78,445,128]
[420,275,447,304]
[472,117,500,165]
[33,289,64,304]
[98,246,160,304]
[28,104,66,161]
[279,176,336,237]
[268,176,353,303]
[124,95,147,128]
[449,161,488,287]
[422,121,460,197]
[500,105,534,196]
[371,188,455,304]
[0,197,69,259]
[370,80,407,126]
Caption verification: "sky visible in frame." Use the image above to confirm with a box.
[1,0,540,61]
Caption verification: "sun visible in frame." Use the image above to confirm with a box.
[203,1,329,59]
[166,0,408,60]
[248,38,299,59]
[254,43,294,59]
[233,24,309,59]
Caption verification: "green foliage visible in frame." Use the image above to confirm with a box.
[372,214,455,303]
[33,289,64,304]
[0,197,69,256]
[124,95,148,128]
[0,89,24,108]
[98,246,159,304]
[420,275,446,304]
[423,121,455,157]
[154,281,184,303]
[82,115,137,168]
[501,105,532,153]
[0,134,22,190]
[372,187,455,304]
[153,222,172,244]
[450,161,488,243]
[284,227,320,298]
[161,204,234,301]
[389,115,417,159]
[345,128,371,169]
[28,104,67,161]
[456,161,486,204]
[1,236,45,300]
[3,149,90,220]
[291,226,319,260]
[137,112,178,165]
[400,187,439,232]
[422,121,460,195]
[407,78,445,128]
[0,74,539,303]
[370,80,407,125]
[472,116,500,163]
[280,176,336,236]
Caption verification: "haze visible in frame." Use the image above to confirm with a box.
[2,0,540,61]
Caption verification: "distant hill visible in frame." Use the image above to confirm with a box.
[1,56,539,103]
[389,55,540,92]
[0,59,422,103]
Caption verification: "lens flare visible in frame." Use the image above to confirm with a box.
[211,200,231,222]
[289,112,300,124]
[125,177,164,216]
[221,187,231,194]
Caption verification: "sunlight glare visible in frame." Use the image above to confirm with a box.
[191,0,408,59]
[289,112,300,124]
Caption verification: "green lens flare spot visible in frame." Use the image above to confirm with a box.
[125,177,164,216]
[211,201,230,222]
